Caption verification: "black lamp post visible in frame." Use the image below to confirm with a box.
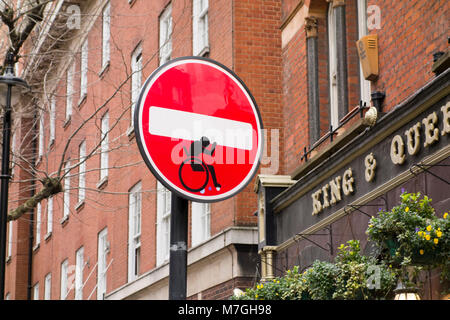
[0,52,29,300]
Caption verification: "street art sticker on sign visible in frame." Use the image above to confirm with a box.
[134,57,263,202]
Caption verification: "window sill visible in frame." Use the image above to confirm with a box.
[60,215,69,227]
[126,126,135,140]
[78,94,87,109]
[195,46,210,58]
[97,176,109,190]
[75,200,85,212]
[44,232,52,242]
[33,243,40,253]
[63,115,72,129]
[49,138,55,150]
[98,61,110,78]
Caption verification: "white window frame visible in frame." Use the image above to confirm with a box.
[75,246,84,300]
[38,111,44,158]
[156,181,171,266]
[131,45,142,126]
[35,202,41,246]
[191,202,210,246]
[100,112,109,182]
[63,161,70,221]
[49,95,55,145]
[33,282,39,300]
[193,0,209,56]
[80,39,88,101]
[328,4,339,129]
[357,0,371,105]
[128,182,142,282]
[44,273,52,300]
[66,63,75,121]
[78,141,86,203]
[47,196,53,235]
[97,228,108,300]
[7,221,13,259]
[60,259,68,300]
[102,2,111,70]
[159,4,172,66]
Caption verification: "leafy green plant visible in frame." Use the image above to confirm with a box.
[232,240,396,300]
[366,192,449,273]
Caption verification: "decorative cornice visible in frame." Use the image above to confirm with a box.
[304,16,318,38]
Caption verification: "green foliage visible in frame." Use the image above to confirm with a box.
[232,240,396,300]
[366,192,450,275]
[233,192,449,300]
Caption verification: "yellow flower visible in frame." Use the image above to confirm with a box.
[405,207,409,212]
[419,249,424,255]
[426,225,432,232]
[255,294,258,298]
[436,231,442,238]
[425,234,431,241]
[418,231,423,237]
[434,238,439,245]
[444,212,448,219]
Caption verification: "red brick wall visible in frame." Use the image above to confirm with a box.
[367,0,449,112]
[233,0,284,225]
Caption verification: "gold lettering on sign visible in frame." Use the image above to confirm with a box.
[422,112,439,147]
[322,184,330,209]
[329,176,342,205]
[342,168,354,195]
[390,135,405,165]
[312,189,322,215]
[364,153,377,182]
[441,102,450,136]
[311,171,355,216]
[405,122,421,155]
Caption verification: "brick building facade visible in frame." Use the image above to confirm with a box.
[2,0,449,300]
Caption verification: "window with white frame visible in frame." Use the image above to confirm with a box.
[128,182,141,282]
[33,282,39,300]
[11,132,16,176]
[156,181,171,266]
[97,228,108,300]
[49,96,55,145]
[47,196,53,235]
[35,203,41,246]
[131,45,142,126]
[63,161,70,220]
[100,112,109,181]
[80,39,88,100]
[7,221,13,259]
[159,4,172,66]
[66,63,75,121]
[44,273,51,300]
[328,4,339,129]
[193,0,209,56]
[102,2,111,70]
[191,202,210,246]
[38,111,44,158]
[357,0,371,104]
[78,141,86,203]
[60,259,68,300]
[75,246,84,300]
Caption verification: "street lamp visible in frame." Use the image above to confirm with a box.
[394,280,421,300]
[0,52,29,300]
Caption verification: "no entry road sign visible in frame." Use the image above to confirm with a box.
[134,57,263,202]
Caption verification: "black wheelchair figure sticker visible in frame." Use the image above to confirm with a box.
[179,136,222,194]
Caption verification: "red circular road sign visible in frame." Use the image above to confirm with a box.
[135,57,263,202]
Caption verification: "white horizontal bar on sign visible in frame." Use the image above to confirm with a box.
[148,106,253,150]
